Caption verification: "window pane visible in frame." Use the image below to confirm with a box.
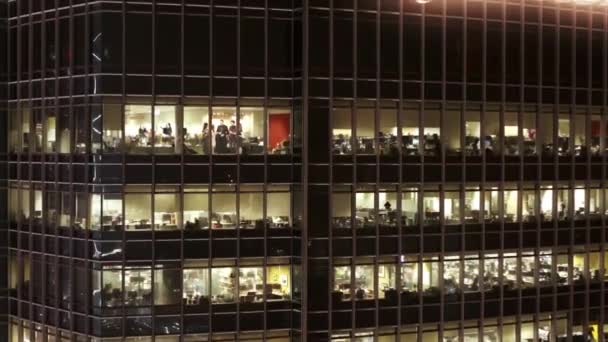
[240,107,264,155]
[267,190,291,228]
[124,268,152,306]
[268,109,291,154]
[183,268,209,305]
[124,105,152,154]
[240,190,263,229]
[125,193,151,230]
[356,107,375,154]
[211,192,236,229]
[212,107,237,154]
[239,267,264,302]
[102,104,123,153]
[332,108,352,155]
[154,269,181,306]
[154,106,177,154]
[154,193,180,230]
[184,192,208,230]
[354,265,374,300]
[211,267,237,303]
[184,106,210,155]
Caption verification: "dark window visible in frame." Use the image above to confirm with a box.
[575,29,588,88]
[524,25,539,85]
[269,18,292,77]
[184,15,210,75]
[403,15,421,81]
[446,18,463,82]
[559,28,572,87]
[241,17,265,77]
[213,16,237,76]
[542,26,556,86]
[156,14,181,75]
[333,13,353,78]
[380,14,399,80]
[126,13,153,74]
[425,17,442,81]
[358,13,376,79]
[467,20,482,83]
[310,15,329,77]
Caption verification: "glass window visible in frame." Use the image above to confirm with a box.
[21,107,31,153]
[33,189,42,221]
[522,187,536,223]
[74,107,88,154]
[590,114,601,156]
[464,110,481,156]
[540,186,553,221]
[124,105,152,154]
[125,191,152,230]
[154,105,177,154]
[268,109,292,154]
[521,253,535,288]
[402,107,420,156]
[333,188,352,229]
[484,111,500,156]
[573,251,586,284]
[90,193,123,231]
[589,251,601,282]
[378,264,396,299]
[9,109,20,153]
[57,109,70,153]
[267,265,291,300]
[184,187,209,230]
[538,251,553,287]
[574,113,585,156]
[212,107,237,154]
[401,257,418,293]
[267,186,291,228]
[401,188,418,227]
[356,107,375,154]
[211,267,237,304]
[100,104,123,154]
[484,187,500,222]
[504,112,519,156]
[423,110,441,156]
[539,110,554,156]
[239,186,263,229]
[332,108,353,155]
[124,267,152,306]
[354,265,374,300]
[574,185,586,219]
[379,108,398,157]
[557,187,570,221]
[154,268,181,306]
[444,108,461,156]
[44,111,56,153]
[333,266,351,301]
[183,268,209,306]
[589,186,602,217]
[463,256,480,292]
[523,110,536,156]
[444,187,461,225]
[33,109,43,153]
[503,253,518,289]
[355,188,376,228]
[556,253,570,285]
[154,191,181,230]
[422,257,440,293]
[211,187,237,229]
[423,188,440,226]
[443,256,460,294]
[557,114,570,156]
[183,106,210,155]
[483,254,500,291]
[464,187,481,223]
[379,188,398,227]
[240,107,265,155]
[239,267,264,303]
[93,267,122,308]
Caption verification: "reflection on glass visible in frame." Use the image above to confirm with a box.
[101,104,123,153]
[574,114,585,156]
[539,111,554,156]
[444,110,461,156]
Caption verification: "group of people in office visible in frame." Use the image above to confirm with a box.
[198,119,242,154]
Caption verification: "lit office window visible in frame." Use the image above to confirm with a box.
[183,267,209,306]
[33,109,43,153]
[589,186,601,217]
[183,106,210,155]
[154,188,181,230]
[573,185,586,220]
[590,114,602,156]
[444,108,461,156]
[484,111,500,156]
[239,107,265,155]
[354,265,374,300]
[44,111,56,153]
[484,186,500,222]
[444,186,460,225]
[22,107,31,153]
[379,108,398,156]
[464,110,481,156]
[378,264,396,299]
[422,257,440,295]
[268,109,292,154]
[100,104,123,153]
[557,113,570,156]
[538,251,553,287]
[589,251,601,282]
[556,251,570,285]
[463,255,480,292]
[557,187,570,221]
[57,110,70,153]
[401,188,419,227]
[239,185,264,229]
[540,185,553,221]
[356,187,375,229]
[154,105,177,154]
[402,107,419,156]
[211,267,237,304]
[523,110,536,156]
[211,186,237,229]
[123,267,152,306]
[443,256,460,295]
[520,318,535,341]
[332,186,352,229]
[266,265,291,300]
[464,187,481,223]
[74,107,88,154]
[92,266,122,308]
[333,265,351,301]
[422,188,440,226]
[522,187,536,223]
[573,113,585,156]
[124,105,152,153]
[267,185,291,228]
[503,253,518,289]
[504,112,519,156]
[483,254,500,292]
[239,267,264,303]
[332,108,353,155]
[356,107,375,155]
[423,110,440,156]
[184,186,209,230]
[154,267,181,306]
[379,186,397,227]
[9,109,20,153]
[125,187,152,230]
[211,107,237,154]
[539,110,554,156]
[521,252,535,288]
[401,256,419,293]
[572,249,587,284]
[90,193,123,231]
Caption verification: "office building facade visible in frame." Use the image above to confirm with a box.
[5,0,608,341]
